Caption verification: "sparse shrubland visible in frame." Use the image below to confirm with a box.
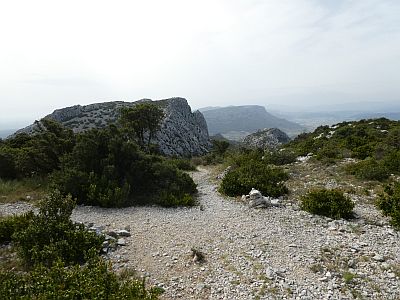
[345,158,390,181]
[300,189,355,219]
[286,118,400,181]
[376,182,400,228]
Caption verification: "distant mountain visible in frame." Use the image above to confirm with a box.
[348,112,400,121]
[200,105,304,139]
[0,129,16,139]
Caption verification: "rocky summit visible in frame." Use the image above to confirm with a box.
[242,127,290,150]
[14,97,211,157]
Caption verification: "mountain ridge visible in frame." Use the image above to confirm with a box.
[200,105,304,139]
[14,97,211,157]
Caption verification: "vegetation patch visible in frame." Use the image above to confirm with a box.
[0,190,159,299]
[300,189,355,219]
[346,158,390,181]
[220,160,288,198]
[376,182,400,229]
[286,118,400,181]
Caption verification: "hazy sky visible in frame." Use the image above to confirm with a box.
[1,0,399,127]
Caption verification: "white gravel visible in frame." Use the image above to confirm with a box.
[1,166,399,299]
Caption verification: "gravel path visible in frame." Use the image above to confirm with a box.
[1,167,399,299]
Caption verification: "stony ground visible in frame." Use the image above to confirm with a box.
[1,164,399,300]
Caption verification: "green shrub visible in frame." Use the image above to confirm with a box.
[220,160,289,197]
[192,153,224,166]
[346,158,390,181]
[13,190,103,267]
[0,120,75,180]
[166,158,196,171]
[262,150,297,165]
[300,189,355,219]
[383,150,400,173]
[376,183,400,229]
[0,212,34,244]
[52,127,197,207]
[211,139,230,156]
[0,255,160,299]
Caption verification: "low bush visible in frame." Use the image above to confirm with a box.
[376,183,400,229]
[346,158,390,181]
[13,190,103,267]
[0,212,34,244]
[211,139,231,156]
[166,158,196,171]
[262,150,297,165]
[300,189,355,219]
[219,160,289,197]
[192,153,224,166]
[0,255,160,299]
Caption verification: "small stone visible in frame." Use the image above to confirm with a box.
[117,229,131,237]
[117,238,126,246]
[387,272,396,279]
[318,277,328,282]
[265,267,275,280]
[372,254,385,262]
[381,262,390,269]
[326,271,332,278]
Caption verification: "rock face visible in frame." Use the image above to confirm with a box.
[14,97,211,157]
[242,128,290,150]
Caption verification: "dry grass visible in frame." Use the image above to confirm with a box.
[0,178,46,204]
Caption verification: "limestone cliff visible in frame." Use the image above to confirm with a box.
[15,98,211,157]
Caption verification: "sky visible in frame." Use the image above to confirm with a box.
[0,0,399,127]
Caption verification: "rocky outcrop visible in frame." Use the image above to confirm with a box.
[14,97,211,157]
[154,98,211,156]
[242,128,290,150]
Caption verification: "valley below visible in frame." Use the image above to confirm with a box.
[2,163,399,300]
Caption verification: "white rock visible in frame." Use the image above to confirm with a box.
[117,238,126,246]
[117,229,131,237]
[372,254,385,262]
